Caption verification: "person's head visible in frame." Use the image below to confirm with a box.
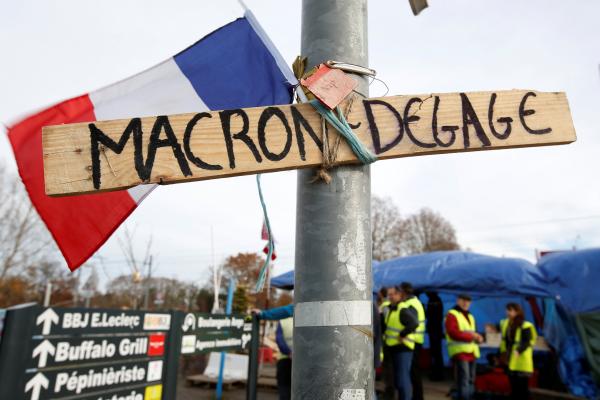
[426,291,441,301]
[505,302,525,325]
[379,287,388,302]
[456,294,472,311]
[387,286,402,304]
[399,282,414,301]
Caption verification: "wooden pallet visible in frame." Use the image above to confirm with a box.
[185,374,242,390]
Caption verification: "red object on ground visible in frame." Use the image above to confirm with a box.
[475,368,539,395]
[475,368,511,395]
[259,346,275,364]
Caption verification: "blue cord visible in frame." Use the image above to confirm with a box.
[310,99,377,165]
[255,174,274,292]
[254,100,375,292]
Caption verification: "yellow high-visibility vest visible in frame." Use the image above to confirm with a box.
[277,317,293,360]
[445,309,480,359]
[384,302,415,350]
[500,318,537,373]
[380,300,391,318]
[405,296,426,345]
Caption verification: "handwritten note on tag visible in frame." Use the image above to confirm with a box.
[301,64,358,109]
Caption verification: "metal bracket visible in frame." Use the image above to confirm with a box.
[325,60,376,77]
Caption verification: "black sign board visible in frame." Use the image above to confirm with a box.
[92,385,164,400]
[23,360,164,400]
[0,307,257,400]
[0,306,177,400]
[31,307,171,336]
[25,334,166,369]
[180,313,252,355]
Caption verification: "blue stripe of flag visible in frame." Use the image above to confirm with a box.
[174,18,293,111]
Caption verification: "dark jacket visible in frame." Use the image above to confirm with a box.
[506,323,533,354]
[373,302,382,368]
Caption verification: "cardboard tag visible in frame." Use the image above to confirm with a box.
[301,64,358,109]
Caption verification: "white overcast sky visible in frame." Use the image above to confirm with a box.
[1,0,599,286]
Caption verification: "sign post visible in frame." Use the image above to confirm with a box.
[216,278,236,400]
[245,314,260,400]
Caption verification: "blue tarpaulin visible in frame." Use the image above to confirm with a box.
[272,251,550,298]
[544,299,600,398]
[271,269,294,290]
[373,251,550,298]
[538,248,600,313]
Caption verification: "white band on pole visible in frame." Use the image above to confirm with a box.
[295,300,372,327]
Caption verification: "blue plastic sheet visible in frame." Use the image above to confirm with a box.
[373,251,550,297]
[273,251,550,298]
[544,300,599,398]
[538,248,600,313]
[271,269,294,290]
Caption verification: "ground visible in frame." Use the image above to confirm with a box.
[176,364,451,400]
[177,380,278,400]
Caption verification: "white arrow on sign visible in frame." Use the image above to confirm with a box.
[36,308,59,335]
[32,340,56,368]
[25,372,49,400]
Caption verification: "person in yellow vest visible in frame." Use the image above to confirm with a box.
[383,285,419,400]
[500,302,538,400]
[377,287,392,314]
[380,286,395,400]
[445,294,483,400]
[399,282,425,400]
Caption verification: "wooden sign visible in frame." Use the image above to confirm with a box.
[43,90,576,196]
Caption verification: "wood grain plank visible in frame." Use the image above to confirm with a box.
[42,90,576,196]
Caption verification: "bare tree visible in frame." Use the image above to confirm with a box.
[0,164,54,280]
[400,208,460,254]
[99,275,199,311]
[117,225,155,308]
[23,261,77,307]
[371,195,405,261]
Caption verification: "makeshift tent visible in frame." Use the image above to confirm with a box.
[272,251,545,340]
[538,249,600,397]
[272,249,600,397]
[538,248,600,314]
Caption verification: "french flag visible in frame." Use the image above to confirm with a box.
[8,11,295,270]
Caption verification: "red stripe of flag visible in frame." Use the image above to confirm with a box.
[8,95,138,270]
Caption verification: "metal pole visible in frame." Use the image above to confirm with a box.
[43,281,52,307]
[293,1,373,399]
[143,255,152,310]
[216,278,235,399]
[246,314,260,400]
